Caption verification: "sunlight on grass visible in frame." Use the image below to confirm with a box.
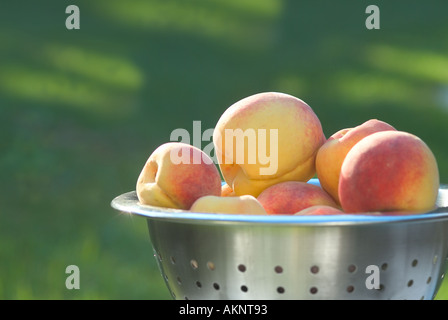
[0,65,138,117]
[94,0,282,49]
[332,71,430,107]
[80,229,100,263]
[0,27,144,118]
[332,44,448,112]
[14,283,35,300]
[366,44,448,84]
[216,0,281,16]
[271,74,308,97]
[435,278,448,300]
[42,45,143,91]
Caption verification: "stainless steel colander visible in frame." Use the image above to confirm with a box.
[111,179,448,300]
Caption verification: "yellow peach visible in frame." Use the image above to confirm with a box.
[136,142,222,209]
[339,131,439,214]
[190,195,267,215]
[213,92,326,197]
[295,205,345,216]
[221,183,235,197]
[316,119,396,204]
[257,181,339,215]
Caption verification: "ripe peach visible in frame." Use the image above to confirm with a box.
[221,183,235,197]
[339,131,440,214]
[316,119,396,204]
[213,92,326,197]
[190,195,267,215]
[295,205,345,216]
[257,181,339,215]
[136,142,222,210]
[364,211,419,216]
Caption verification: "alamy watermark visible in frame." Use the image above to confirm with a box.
[365,5,380,30]
[65,265,80,290]
[169,121,279,175]
[65,5,80,30]
[63,263,381,291]
[365,265,381,290]
[65,5,379,31]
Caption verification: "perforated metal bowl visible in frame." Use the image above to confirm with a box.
[111,179,448,300]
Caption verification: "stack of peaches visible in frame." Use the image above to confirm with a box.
[136,92,440,216]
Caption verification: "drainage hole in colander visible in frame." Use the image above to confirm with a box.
[274,266,283,274]
[427,276,432,284]
[347,264,357,273]
[310,287,318,294]
[277,286,285,294]
[407,279,414,287]
[154,251,162,262]
[412,259,418,267]
[196,281,202,288]
[177,276,182,285]
[241,285,248,292]
[346,285,354,293]
[190,259,199,270]
[170,256,176,264]
[433,255,438,265]
[381,263,388,271]
[207,261,215,271]
[213,283,220,290]
[238,264,246,272]
[310,265,319,274]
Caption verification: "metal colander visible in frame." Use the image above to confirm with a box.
[111,179,448,300]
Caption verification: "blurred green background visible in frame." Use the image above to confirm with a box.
[1,0,448,299]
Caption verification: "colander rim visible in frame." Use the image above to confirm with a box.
[111,181,448,226]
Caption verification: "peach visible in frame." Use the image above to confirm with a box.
[339,131,440,214]
[213,92,326,198]
[190,195,267,215]
[257,181,340,215]
[136,142,222,209]
[295,205,345,216]
[221,183,235,197]
[316,119,396,204]
[362,211,420,216]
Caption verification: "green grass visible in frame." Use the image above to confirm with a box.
[1,0,448,300]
